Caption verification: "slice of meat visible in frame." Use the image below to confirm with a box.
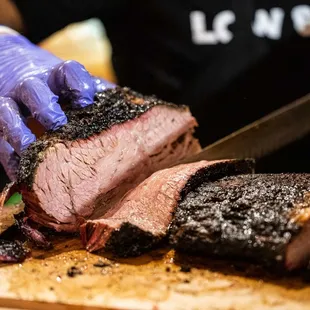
[17,87,201,232]
[170,173,310,271]
[81,159,254,256]
[14,213,52,249]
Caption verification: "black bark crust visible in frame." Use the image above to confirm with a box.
[0,239,29,263]
[104,159,254,257]
[17,87,187,189]
[170,173,310,267]
[104,222,162,258]
[180,159,255,200]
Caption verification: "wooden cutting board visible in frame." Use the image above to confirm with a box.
[1,235,310,310]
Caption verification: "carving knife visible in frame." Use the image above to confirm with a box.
[179,93,310,164]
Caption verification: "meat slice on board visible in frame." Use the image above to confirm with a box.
[17,87,201,232]
[170,173,310,271]
[81,159,254,256]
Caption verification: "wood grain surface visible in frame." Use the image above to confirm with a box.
[39,19,117,83]
[1,235,310,310]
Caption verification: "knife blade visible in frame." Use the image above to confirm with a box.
[179,93,310,164]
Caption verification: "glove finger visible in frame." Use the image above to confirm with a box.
[15,76,68,131]
[0,136,19,181]
[92,77,116,93]
[48,60,96,109]
[0,96,35,156]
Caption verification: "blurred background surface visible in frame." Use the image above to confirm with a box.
[39,18,117,84]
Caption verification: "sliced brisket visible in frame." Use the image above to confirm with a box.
[81,159,254,256]
[17,87,201,232]
[170,173,310,271]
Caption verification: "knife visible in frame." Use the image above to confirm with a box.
[179,93,310,164]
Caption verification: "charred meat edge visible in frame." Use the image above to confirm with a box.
[81,159,255,257]
[170,173,310,271]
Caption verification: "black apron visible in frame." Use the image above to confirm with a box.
[3,0,310,190]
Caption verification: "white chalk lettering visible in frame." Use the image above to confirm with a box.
[190,5,310,45]
[291,5,310,36]
[252,8,285,40]
[190,10,235,45]
[213,10,236,44]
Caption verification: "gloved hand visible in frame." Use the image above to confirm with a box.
[0,26,115,181]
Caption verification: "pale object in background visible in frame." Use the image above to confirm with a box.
[40,18,117,83]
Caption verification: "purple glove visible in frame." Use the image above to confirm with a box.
[0,27,115,181]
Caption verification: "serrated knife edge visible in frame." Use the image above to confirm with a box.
[177,93,310,165]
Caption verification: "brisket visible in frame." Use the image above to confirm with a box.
[81,159,254,256]
[170,173,310,271]
[17,87,201,232]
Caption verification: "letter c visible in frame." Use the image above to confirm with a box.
[214,10,236,44]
